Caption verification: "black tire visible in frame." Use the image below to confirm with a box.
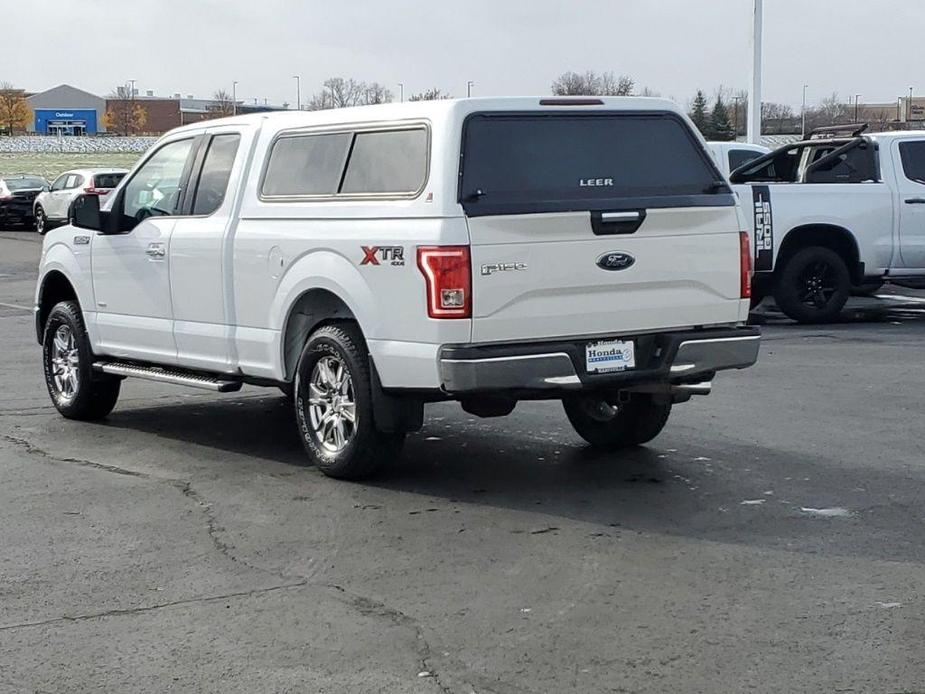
[42,300,121,420]
[563,393,672,450]
[774,246,851,324]
[293,323,404,479]
[34,206,47,234]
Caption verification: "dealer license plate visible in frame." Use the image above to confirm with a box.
[585,339,636,373]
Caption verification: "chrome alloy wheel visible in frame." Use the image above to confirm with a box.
[51,324,80,402]
[307,356,356,453]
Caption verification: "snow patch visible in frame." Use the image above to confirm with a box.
[800,507,852,518]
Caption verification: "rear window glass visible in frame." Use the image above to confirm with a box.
[93,173,125,189]
[3,176,46,191]
[728,149,764,172]
[899,141,925,183]
[340,129,428,195]
[459,113,728,216]
[262,133,351,197]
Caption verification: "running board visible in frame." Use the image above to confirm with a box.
[93,362,243,392]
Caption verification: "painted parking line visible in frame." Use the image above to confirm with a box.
[0,301,32,312]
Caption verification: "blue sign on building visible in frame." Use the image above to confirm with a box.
[34,108,99,135]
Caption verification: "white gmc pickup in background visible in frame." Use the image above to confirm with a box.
[731,125,925,322]
[35,97,760,479]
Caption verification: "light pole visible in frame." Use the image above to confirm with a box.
[398,82,404,102]
[128,79,136,135]
[909,86,915,124]
[232,81,238,116]
[854,93,860,123]
[801,84,808,138]
[467,81,474,97]
[293,76,301,110]
[732,95,741,137]
[747,0,763,144]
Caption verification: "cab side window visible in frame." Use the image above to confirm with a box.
[899,141,925,183]
[122,138,195,222]
[190,134,241,215]
[50,174,69,191]
[728,149,764,173]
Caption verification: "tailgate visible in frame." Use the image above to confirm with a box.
[459,110,744,344]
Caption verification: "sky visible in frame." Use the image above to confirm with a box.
[3,0,922,109]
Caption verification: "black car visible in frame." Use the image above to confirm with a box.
[0,174,49,229]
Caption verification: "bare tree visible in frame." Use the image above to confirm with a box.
[208,89,235,118]
[306,77,396,110]
[363,82,393,105]
[409,87,452,101]
[761,102,795,134]
[551,70,634,96]
[0,82,30,135]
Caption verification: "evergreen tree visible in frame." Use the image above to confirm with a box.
[710,95,734,140]
[689,90,709,136]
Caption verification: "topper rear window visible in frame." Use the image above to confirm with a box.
[458,112,732,216]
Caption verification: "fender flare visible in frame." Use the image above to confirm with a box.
[269,250,379,371]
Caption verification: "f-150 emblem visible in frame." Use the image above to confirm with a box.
[596,251,635,271]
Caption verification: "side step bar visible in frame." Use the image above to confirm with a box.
[93,362,243,392]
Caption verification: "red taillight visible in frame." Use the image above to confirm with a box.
[83,187,107,195]
[739,231,752,299]
[417,246,472,319]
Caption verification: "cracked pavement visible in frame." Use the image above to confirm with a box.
[2,230,925,693]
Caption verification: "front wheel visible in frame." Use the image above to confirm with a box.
[42,301,121,420]
[774,246,850,324]
[563,393,672,450]
[293,323,404,479]
[34,206,47,235]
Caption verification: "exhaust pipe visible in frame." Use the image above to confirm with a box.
[670,381,712,400]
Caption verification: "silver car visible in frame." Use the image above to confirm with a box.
[33,168,128,234]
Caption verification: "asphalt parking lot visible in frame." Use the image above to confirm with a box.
[2,229,925,693]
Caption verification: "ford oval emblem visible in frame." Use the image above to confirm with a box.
[596,251,635,271]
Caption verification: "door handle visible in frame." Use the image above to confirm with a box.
[905,197,925,204]
[145,243,166,258]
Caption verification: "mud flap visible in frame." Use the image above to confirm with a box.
[369,357,424,433]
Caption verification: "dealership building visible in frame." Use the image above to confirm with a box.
[26,84,107,135]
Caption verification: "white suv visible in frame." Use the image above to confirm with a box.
[33,168,127,234]
[35,97,759,479]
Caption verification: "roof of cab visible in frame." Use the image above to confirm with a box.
[164,96,685,137]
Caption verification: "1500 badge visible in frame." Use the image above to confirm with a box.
[361,246,405,266]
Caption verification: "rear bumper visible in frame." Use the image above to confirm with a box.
[0,199,35,223]
[439,327,760,395]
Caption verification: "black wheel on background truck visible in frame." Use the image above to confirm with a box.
[563,393,672,450]
[293,323,405,479]
[34,206,47,235]
[773,246,851,324]
[42,300,121,420]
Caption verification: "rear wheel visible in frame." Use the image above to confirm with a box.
[563,393,672,450]
[293,323,404,479]
[774,246,850,324]
[34,206,47,234]
[42,301,121,420]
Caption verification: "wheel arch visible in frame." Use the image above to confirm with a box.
[271,250,379,382]
[36,269,81,345]
[777,224,863,284]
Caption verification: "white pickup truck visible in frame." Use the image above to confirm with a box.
[35,97,760,479]
[730,126,925,322]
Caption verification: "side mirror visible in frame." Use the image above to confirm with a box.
[71,194,103,231]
